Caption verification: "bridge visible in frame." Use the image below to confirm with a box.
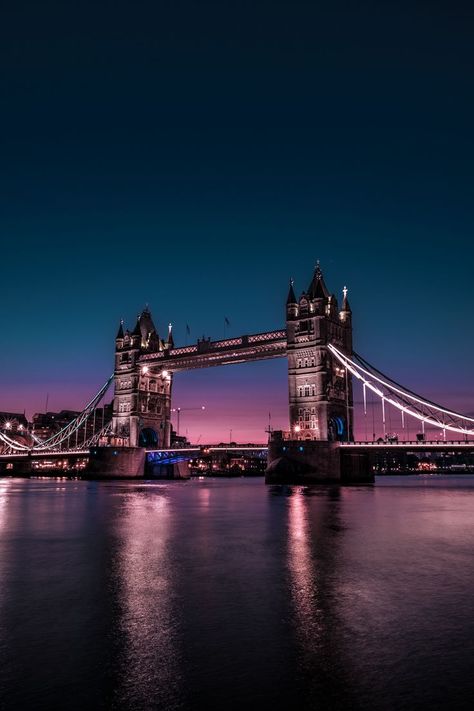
[1,263,473,483]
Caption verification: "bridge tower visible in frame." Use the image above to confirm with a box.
[112,307,173,448]
[286,264,353,442]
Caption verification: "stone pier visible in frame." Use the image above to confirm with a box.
[266,433,373,484]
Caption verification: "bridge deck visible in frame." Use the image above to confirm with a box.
[340,441,474,450]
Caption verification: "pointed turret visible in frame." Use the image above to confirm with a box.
[286,278,297,305]
[307,261,330,300]
[132,315,141,336]
[116,319,124,339]
[342,285,351,313]
[167,322,174,349]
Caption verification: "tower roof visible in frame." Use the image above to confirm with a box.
[132,315,142,336]
[307,261,330,299]
[286,278,297,305]
[134,306,159,347]
[116,320,124,339]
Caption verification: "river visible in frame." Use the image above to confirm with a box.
[1,476,473,709]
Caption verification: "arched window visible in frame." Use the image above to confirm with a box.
[304,385,310,397]
[149,379,156,392]
[304,358,308,368]
[297,359,302,368]
[311,385,315,396]
[298,386,303,397]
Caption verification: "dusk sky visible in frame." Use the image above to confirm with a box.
[1,1,474,442]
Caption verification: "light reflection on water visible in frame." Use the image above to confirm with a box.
[112,487,184,710]
[0,476,474,710]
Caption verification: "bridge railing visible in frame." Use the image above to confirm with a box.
[341,440,474,447]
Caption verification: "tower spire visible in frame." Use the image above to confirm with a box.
[342,285,351,312]
[167,322,174,348]
[286,278,297,305]
[116,319,124,339]
[132,314,141,336]
[307,261,330,299]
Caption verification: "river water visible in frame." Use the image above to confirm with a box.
[0,476,473,710]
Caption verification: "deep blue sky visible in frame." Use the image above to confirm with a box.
[1,1,473,440]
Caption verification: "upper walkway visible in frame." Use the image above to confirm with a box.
[139,330,287,371]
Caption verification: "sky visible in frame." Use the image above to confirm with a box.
[1,0,474,442]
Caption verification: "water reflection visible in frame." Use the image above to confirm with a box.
[112,486,184,710]
[2,478,474,710]
[0,480,9,704]
[288,488,323,650]
[286,486,358,709]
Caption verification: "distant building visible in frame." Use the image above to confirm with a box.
[32,405,112,444]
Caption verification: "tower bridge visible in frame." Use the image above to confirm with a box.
[2,263,474,483]
[111,263,353,455]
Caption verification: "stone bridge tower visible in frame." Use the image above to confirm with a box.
[112,307,173,448]
[286,264,353,441]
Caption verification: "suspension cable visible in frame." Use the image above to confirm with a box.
[32,376,113,451]
[328,345,473,436]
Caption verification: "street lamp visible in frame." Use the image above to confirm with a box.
[171,406,206,436]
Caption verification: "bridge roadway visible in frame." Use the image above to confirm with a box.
[0,449,90,460]
[339,441,474,450]
[2,441,474,475]
[2,441,474,462]
[0,445,268,470]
